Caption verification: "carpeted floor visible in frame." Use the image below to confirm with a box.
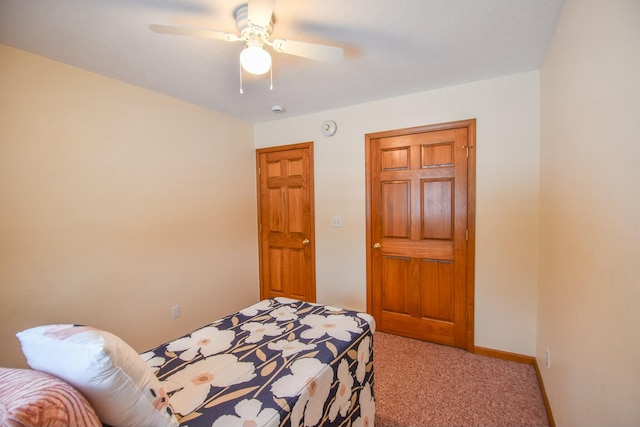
[373,332,549,427]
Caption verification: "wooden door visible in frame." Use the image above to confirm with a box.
[366,120,475,350]
[256,142,316,302]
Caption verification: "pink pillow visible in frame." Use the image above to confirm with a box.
[0,367,101,427]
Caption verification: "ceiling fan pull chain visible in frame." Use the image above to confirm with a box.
[239,63,244,94]
[270,65,273,91]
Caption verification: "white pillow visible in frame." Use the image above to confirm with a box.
[17,324,179,427]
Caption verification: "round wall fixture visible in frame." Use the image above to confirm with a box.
[322,120,337,136]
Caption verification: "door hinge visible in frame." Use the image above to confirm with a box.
[462,145,474,158]
[466,229,469,241]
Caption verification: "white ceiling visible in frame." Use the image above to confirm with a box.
[0,0,565,123]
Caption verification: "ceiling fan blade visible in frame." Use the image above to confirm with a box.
[271,39,344,62]
[248,0,275,28]
[149,24,240,42]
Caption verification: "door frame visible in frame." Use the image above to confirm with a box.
[256,142,316,302]
[365,119,476,351]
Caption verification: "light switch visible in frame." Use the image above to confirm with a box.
[171,305,180,319]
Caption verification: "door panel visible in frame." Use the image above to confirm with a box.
[381,181,410,238]
[421,260,453,321]
[257,143,316,302]
[366,120,475,350]
[422,179,453,240]
[381,256,411,314]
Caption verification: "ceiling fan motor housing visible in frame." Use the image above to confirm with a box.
[234,4,273,43]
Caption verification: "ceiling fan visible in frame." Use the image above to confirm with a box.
[149,0,344,92]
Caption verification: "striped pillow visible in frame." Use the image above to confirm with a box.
[0,367,101,427]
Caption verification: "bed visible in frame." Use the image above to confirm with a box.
[9,298,376,427]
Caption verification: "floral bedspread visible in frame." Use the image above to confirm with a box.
[141,298,376,427]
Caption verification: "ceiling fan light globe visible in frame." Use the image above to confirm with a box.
[240,45,272,75]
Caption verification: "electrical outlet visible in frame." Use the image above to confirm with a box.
[331,216,342,228]
[546,348,551,368]
[171,305,180,319]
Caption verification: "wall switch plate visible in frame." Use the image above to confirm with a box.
[546,348,551,368]
[171,305,180,319]
[331,216,342,228]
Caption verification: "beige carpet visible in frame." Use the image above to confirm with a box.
[373,332,549,427]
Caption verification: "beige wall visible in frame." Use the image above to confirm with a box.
[0,45,259,368]
[256,71,541,356]
[538,0,640,425]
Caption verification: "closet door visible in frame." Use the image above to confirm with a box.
[256,142,316,302]
[366,121,475,349]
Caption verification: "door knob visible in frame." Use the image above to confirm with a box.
[373,243,381,249]
[302,239,310,245]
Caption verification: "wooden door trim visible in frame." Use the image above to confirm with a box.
[255,142,316,302]
[365,119,476,351]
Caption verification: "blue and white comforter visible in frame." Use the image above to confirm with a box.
[142,298,376,427]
